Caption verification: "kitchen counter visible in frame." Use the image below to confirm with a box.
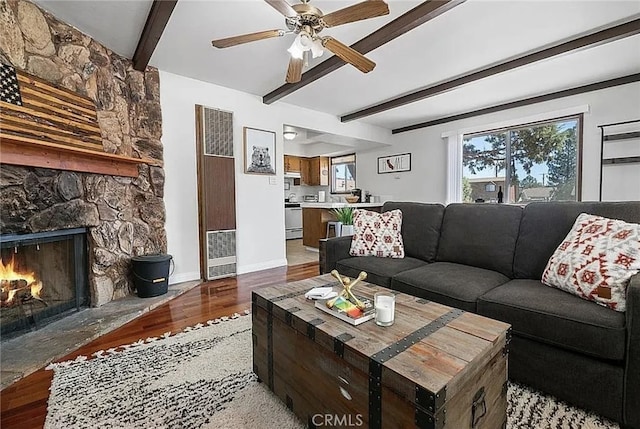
[301,203,383,248]
[299,202,384,209]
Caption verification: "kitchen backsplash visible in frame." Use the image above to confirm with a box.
[284,178,331,202]
[283,178,391,203]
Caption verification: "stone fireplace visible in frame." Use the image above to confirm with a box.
[0,0,167,312]
[0,228,88,339]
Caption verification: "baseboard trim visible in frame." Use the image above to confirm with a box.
[169,271,201,285]
[237,259,287,275]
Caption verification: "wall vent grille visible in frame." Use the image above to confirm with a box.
[206,230,236,280]
[203,108,233,157]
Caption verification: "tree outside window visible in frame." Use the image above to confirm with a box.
[462,117,580,203]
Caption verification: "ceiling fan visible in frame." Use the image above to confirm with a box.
[211,0,389,84]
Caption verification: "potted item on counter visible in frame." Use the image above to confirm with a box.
[332,207,355,236]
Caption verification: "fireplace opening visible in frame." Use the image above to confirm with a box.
[0,228,88,340]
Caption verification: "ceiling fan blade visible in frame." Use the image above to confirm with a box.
[322,37,375,73]
[212,29,284,48]
[286,57,303,83]
[264,0,297,17]
[321,0,389,28]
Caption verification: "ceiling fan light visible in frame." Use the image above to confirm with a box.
[310,39,324,58]
[283,131,297,140]
[299,32,313,49]
[288,33,305,59]
[288,44,304,59]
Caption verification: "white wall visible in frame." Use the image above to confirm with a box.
[159,71,391,283]
[357,83,640,203]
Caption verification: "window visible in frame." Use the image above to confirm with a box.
[462,116,580,203]
[331,154,356,194]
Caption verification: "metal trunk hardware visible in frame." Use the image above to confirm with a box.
[471,387,487,428]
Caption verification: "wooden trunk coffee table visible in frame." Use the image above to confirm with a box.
[252,274,511,429]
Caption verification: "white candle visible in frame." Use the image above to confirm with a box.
[375,295,395,326]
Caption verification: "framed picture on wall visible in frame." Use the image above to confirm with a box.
[243,127,276,175]
[378,153,411,174]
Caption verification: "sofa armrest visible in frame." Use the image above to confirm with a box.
[319,236,352,274]
[624,272,640,428]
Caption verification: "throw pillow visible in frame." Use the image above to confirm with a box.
[349,209,405,258]
[542,213,640,312]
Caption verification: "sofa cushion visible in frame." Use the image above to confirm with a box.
[542,213,640,312]
[513,201,640,280]
[477,279,626,361]
[436,204,523,277]
[382,202,445,263]
[336,256,427,288]
[391,262,510,312]
[350,209,405,258]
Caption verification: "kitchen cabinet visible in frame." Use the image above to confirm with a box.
[299,157,310,185]
[284,155,301,173]
[305,156,329,186]
[286,155,328,186]
[302,208,337,248]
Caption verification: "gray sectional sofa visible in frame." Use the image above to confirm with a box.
[321,201,640,427]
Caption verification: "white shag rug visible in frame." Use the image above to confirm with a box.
[45,313,619,429]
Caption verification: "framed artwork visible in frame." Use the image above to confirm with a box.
[243,127,276,175]
[378,153,411,174]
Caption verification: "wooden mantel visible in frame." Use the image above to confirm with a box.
[0,66,160,178]
[0,135,160,178]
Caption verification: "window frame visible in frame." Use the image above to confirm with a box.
[461,114,583,203]
[330,154,357,194]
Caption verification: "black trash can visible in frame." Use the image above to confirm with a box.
[132,254,173,298]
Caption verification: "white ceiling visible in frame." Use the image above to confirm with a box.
[31,0,640,131]
[33,0,153,58]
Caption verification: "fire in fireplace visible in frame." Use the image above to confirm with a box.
[0,228,88,339]
[0,255,46,308]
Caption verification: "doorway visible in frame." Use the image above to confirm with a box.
[286,239,318,266]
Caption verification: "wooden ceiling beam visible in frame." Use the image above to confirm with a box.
[132,0,179,71]
[342,18,640,122]
[392,73,640,134]
[262,0,467,105]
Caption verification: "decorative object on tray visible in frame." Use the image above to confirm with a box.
[314,270,375,325]
[378,153,411,174]
[243,127,276,175]
[315,295,374,325]
[327,270,367,309]
[304,287,337,300]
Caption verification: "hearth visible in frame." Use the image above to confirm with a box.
[0,228,88,339]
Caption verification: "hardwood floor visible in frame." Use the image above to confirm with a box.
[0,262,319,429]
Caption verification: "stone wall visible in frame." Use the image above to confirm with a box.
[0,0,167,306]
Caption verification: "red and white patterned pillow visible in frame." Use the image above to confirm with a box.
[349,209,405,258]
[542,213,640,312]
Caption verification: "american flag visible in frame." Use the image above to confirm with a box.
[0,64,104,152]
[0,63,23,106]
